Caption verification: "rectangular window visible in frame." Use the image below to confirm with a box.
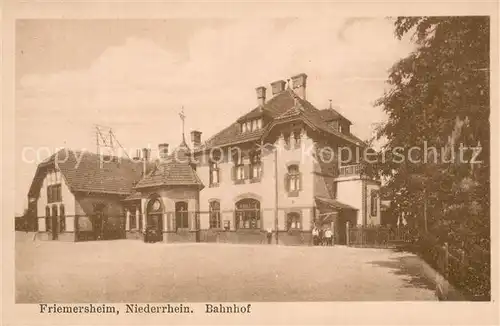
[250,151,261,180]
[209,160,220,186]
[284,133,291,150]
[232,152,245,183]
[289,174,299,191]
[293,131,301,148]
[209,201,221,229]
[236,165,245,180]
[175,202,189,229]
[287,213,302,230]
[286,165,301,196]
[257,119,262,129]
[235,201,260,229]
[47,184,62,203]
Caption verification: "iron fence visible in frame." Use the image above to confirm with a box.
[346,225,414,248]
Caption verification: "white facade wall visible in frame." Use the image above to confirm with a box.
[36,167,76,232]
[197,131,316,231]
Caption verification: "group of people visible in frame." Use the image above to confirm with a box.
[312,226,333,246]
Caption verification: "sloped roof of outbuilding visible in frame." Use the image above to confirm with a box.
[134,139,204,190]
[28,149,148,197]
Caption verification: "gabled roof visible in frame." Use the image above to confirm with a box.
[134,139,204,190]
[28,149,147,197]
[201,90,296,150]
[270,91,366,146]
[199,87,365,151]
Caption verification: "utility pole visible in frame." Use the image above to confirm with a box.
[274,145,279,244]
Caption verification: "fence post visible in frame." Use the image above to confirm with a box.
[460,249,467,281]
[443,242,449,277]
[346,222,350,246]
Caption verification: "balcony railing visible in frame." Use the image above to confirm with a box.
[338,164,361,177]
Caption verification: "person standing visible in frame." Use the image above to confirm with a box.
[325,227,333,246]
[319,227,325,246]
[266,227,273,244]
[312,227,319,246]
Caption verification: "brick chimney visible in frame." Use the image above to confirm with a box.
[190,130,202,149]
[142,148,151,178]
[132,149,141,161]
[291,73,307,100]
[158,143,169,160]
[256,86,266,107]
[270,80,286,96]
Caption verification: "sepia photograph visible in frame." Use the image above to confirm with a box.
[2,3,498,324]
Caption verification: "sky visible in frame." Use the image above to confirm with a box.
[15,18,415,214]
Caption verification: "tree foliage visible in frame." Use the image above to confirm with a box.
[368,17,490,296]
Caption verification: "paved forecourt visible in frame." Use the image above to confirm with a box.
[16,233,438,302]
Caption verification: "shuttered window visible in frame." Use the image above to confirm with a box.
[231,151,245,183]
[250,151,262,180]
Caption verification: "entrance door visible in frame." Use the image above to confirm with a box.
[93,204,106,240]
[51,205,58,240]
[146,198,163,243]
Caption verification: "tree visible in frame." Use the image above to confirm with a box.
[368,17,490,297]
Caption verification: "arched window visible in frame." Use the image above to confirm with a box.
[235,198,260,229]
[209,201,221,229]
[286,165,301,195]
[45,206,51,231]
[287,212,302,230]
[59,204,66,232]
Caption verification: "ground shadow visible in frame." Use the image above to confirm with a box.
[367,252,436,291]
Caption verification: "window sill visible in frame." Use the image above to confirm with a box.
[234,179,245,185]
[287,191,300,197]
[249,178,261,184]
[209,183,220,188]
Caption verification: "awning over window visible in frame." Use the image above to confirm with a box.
[315,196,358,211]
